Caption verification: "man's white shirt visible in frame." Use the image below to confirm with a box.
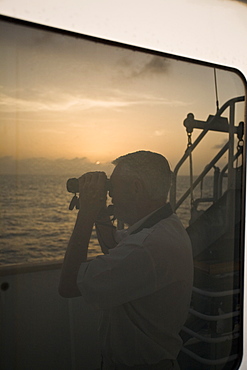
[77,210,193,366]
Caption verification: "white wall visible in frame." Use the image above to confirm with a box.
[1,0,247,77]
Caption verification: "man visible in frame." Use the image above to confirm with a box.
[59,151,193,370]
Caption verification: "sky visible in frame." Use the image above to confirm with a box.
[0,18,246,176]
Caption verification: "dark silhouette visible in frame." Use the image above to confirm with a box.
[59,150,193,370]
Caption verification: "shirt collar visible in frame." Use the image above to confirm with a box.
[126,203,173,236]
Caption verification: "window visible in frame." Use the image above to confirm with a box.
[0,16,245,369]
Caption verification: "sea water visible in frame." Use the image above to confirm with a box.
[0,174,214,265]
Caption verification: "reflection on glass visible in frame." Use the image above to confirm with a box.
[0,17,245,370]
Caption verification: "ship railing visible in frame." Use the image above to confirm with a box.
[170,95,245,217]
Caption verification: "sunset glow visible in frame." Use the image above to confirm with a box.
[0,19,245,176]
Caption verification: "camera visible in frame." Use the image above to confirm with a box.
[66,177,110,194]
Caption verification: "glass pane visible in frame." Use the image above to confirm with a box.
[0,16,245,370]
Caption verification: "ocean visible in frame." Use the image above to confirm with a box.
[0,174,214,265]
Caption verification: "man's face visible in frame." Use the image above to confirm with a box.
[109,165,136,225]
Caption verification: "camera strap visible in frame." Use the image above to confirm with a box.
[69,194,80,210]
[130,203,173,235]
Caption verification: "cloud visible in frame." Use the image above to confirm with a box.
[0,156,113,175]
[117,55,169,79]
[230,0,247,4]
[212,139,228,149]
[0,92,113,111]
[0,90,132,114]
[0,87,188,115]
[153,130,165,137]
[136,56,169,77]
[101,88,189,107]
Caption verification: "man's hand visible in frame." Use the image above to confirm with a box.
[59,171,108,298]
[78,171,107,221]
